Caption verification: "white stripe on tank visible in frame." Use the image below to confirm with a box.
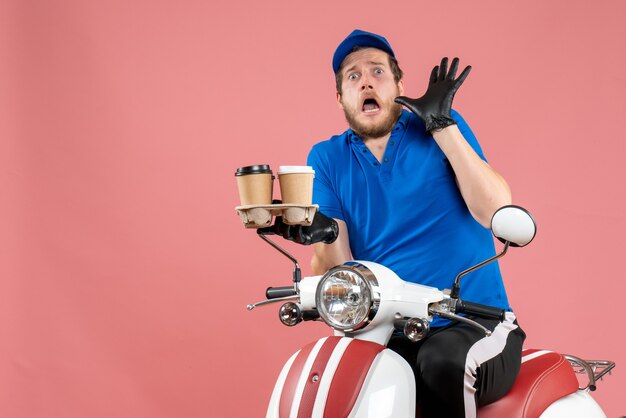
[310,337,353,417]
[289,337,328,418]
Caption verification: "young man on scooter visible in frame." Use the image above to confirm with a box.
[260,29,526,418]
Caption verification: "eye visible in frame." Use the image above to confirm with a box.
[348,73,359,81]
[374,68,383,75]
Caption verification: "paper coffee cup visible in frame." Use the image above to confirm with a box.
[277,166,315,205]
[235,165,274,206]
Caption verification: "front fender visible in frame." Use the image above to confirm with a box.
[266,336,415,418]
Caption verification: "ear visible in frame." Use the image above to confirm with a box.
[397,79,405,96]
[336,91,344,110]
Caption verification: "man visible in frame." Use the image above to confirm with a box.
[261,29,525,418]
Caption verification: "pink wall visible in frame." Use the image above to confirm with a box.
[2,0,624,417]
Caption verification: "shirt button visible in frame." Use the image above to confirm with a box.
[390,141,395,145]
[373,162,378,166]
[384,157,389,163]
[363,149,367,153]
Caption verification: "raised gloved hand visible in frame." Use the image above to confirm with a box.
[257,209,339,245]
[395,57,471,133]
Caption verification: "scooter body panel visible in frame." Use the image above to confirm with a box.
[539,390,606,418]
[267,350,299,418]
[266,337,415,418]
[347,348,416,418]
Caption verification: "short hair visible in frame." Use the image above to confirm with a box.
[335,47,404,95]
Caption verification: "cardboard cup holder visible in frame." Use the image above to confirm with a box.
[235,204,318,229]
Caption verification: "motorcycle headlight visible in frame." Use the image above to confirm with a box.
[315,262,380,332]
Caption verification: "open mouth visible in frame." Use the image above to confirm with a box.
[362,98,380,113]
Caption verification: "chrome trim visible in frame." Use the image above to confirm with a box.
[278,302,303,326]
[439,292,456,313]
[429,304,492,336]
[247,295,299,311]
[564,354,616,391]
[452,242,509,296]
[404,317,430,342]
[258,233,301,293]
[315,262,380,332]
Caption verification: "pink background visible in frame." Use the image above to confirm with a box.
[2,0,625,417]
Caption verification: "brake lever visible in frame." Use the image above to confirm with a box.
[429,305,492,336]
[247,295,299,311]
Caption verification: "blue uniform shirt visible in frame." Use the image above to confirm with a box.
[307,109,511,324]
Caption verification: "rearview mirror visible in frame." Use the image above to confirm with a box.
[491,205,537,247]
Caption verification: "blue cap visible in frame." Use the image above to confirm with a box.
[332,29,395,74]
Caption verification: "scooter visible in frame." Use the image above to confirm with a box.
[246,205,615,418]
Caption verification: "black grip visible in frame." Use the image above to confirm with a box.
[266,286,297,299]
[302,310,320,321]
[393,318,407,334]
[456,300,505,322]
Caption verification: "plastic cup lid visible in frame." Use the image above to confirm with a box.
[277,165,315,175]
[235,165,272,176]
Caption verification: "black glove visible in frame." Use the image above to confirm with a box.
[395,57,471,133]
[257,210,339,245]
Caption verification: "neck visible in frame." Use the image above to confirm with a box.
[363,130,392,142]
[363,133,391,163]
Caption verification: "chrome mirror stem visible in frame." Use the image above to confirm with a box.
[450,241,510,299]
[258,234,301,292]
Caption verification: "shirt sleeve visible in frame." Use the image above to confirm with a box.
[451,109,487,163]
[307,144,345,221]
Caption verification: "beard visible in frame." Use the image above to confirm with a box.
[342,100,403,140]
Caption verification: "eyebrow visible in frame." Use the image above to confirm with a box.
[343,61,387,75]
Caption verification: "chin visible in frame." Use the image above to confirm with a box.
[360,111,386,124]
[344,106,398,139]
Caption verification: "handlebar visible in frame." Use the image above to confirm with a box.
[266,286,298,299]
[455,300,505,322]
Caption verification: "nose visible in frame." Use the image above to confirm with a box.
[360,74,373,90]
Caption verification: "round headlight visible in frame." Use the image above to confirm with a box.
[315,263,379,331]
